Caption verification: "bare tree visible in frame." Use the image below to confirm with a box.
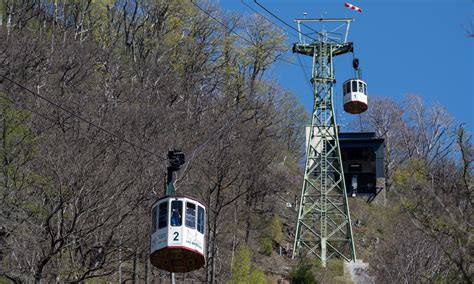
[393,125,473,283]
[400,94,454,164]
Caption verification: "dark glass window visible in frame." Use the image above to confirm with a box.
[158,202,168,229]
[343,82,349,94]
[352,81,357,93]
[363,83,367,94]
[170,201,182,227]
[197,206,205,234]
[185,202,196,228]
[358,81,363,93]
[152,206,158,233]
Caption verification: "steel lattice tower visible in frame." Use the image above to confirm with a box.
[292,19,356,267]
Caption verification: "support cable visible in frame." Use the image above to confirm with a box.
[192,0,314,98]
[190,0,304,68]
[253,0,341,45]
[0,94,114,148]
[1,72,257,188]
[240,0,301,41]
[253,0,317,42]
[296,53,314,91]
[238,1,315,94]
[0,73,169,162]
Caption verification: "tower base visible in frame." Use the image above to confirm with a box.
[343,260,375,284]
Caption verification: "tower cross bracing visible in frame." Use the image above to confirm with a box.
[292,20,356,267]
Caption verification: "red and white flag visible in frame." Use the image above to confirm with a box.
[344,2,362,12]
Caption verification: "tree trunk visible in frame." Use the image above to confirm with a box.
[144,253,149,284]
[132,252,137,284]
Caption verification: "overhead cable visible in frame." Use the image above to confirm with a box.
[240,0,301,41]
[253,0,342,45]
[190,0,305,68]
[0,73,169,162]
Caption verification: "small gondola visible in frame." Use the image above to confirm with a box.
[150,194,206,273]
[149,150,206,273]
[342,78,368,114]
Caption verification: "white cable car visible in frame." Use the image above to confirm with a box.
[150,194,206,273]
[343,79,368,114]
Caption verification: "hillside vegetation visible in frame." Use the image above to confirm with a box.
[0,1,471,283]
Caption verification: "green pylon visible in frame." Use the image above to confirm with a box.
[292,25,356,267]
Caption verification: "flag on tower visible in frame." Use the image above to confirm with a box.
[344,2,363,12]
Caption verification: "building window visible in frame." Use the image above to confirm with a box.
[158,202,168,229]
[151,206,158,233]
[197,206,205,234]
[186,202,196,229]
[171,201,182,227]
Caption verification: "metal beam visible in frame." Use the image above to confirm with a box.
[292,37,356,267]
[293,18,354,23]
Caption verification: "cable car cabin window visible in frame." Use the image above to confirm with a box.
[171,201,182,227]
[363,83,367,95]
[358,81,363,93]
[185,202,196,229]
[344,82,350,94]
[152,206,158,233]
[158,202,168,229]
[352,81,358,93]
[197,206,205,234]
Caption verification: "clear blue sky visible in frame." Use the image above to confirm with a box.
[218,0,474,132]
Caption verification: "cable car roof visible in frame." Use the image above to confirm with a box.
[343,78,366,83]
[151,193,205,208]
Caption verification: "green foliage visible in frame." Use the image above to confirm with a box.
[0,278,15,284]
[266,216,284,243]
[393,159,428,191]
[290,259,316,284]
[0,94,38,193]
[258,215,284,256]
[291,259,354,284]
[0,94,37,162]
[249,267,267,284]
[84,278,108,284]
[0,1,5,30]
[0,95,55,220]
[238,14,287,70]
[258,237,273,256]
[230,246,252,283]
[316,260,353,284]
[90,0,115,39]
[228,245,268,284]
[325,259,343,275]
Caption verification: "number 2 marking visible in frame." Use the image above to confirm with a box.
[173,232,179,241]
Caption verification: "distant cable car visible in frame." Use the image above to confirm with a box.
[150,194,206,273]
[149,150,206,273]
[342,78,368,114]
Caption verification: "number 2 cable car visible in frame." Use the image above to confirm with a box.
[149,150,206,273]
